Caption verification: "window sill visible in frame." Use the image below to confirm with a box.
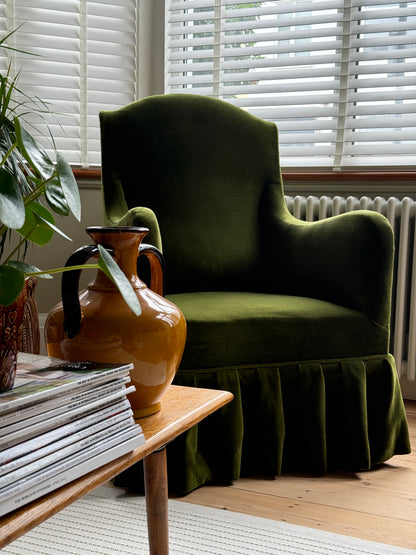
[282,171,416,182]
[73,168,416,182]
[72,169,416,197]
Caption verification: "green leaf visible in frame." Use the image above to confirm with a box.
[0,264,25,305]
[33,209,72,241]
[44,175,71,216]
[17,202,55,246]
[0,167,25,228]
[14,118,54,180]
[7,260,52,279]
[97,245,141,316]
[56,152,81,221]
[0,23,30,54]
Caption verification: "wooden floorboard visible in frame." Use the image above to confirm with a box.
[174,400,416,550]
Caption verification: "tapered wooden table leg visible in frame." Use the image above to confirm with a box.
[144,447,169,555]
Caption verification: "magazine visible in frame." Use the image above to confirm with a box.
[0,376,130,430]
[0,353,133,415]
[0,386,136,451]
[0,409,135,478]
[0,398,133,465]
[0,432,145,517]
[0,417,137,489]
[0,426,144,502]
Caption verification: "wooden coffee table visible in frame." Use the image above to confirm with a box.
[0,385,233,554]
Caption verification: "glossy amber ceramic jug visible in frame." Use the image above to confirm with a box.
[45,226,186,417]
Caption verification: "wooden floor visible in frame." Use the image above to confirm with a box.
[175,400,416,550]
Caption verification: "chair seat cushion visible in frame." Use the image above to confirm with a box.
[166,292,388,370]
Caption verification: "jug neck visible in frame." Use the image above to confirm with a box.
[87,226,149,289]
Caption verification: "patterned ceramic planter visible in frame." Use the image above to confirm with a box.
[0,282,27,392]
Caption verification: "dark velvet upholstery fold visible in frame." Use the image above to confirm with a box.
[115,355,409,494]
[101,94,410,495]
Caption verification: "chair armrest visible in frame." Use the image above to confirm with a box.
[268,208,394,327]
[102,175,163,250]
[104,204,163,252]
[102,187,164,294]
[105,206,165,295]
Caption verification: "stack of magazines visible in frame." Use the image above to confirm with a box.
[0,353,145,517]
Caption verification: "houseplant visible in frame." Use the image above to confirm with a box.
[0,28,140,391]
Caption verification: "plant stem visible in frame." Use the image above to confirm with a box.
[3,231,31,263]
[25,263,100,277]
[23,174,55,205]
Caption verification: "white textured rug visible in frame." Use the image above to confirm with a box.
[3,486,415,555]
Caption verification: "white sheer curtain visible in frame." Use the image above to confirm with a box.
[165,0,416,170]
[0,0,138,168]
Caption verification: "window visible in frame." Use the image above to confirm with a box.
[0,1,137,168]
[1,1,414,172]
[165,0,416,170]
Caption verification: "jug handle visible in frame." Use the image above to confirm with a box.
[62,244,104,339]
[139,243,166,297]
[62,243,166,339]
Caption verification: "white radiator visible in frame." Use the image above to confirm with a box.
[284,195,416,381]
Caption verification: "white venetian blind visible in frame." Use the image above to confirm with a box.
[165,0,416,170]
[0,0,137,167]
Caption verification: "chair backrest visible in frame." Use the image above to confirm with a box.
[100,94,284,294]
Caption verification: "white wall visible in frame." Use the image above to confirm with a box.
[28,184,102,316]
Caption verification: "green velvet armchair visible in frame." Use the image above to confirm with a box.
[99,94,410,494]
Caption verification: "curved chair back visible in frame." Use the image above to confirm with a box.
[100,94,283,293]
